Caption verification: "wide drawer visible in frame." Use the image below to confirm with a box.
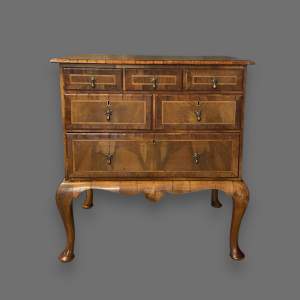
[125,69,182,91]
[67,133,239,178]
[65,94,151,130]
[184,67,244,91]
[63,68,122,91]
[156,94,241,130]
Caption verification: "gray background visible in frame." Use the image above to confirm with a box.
[0,0,299,299]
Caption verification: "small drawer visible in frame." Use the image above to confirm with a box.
[63,68,122,91]
[65,94,151,130]
[184,67,244,91]
[156,94,241,130]
[125,69,182,91]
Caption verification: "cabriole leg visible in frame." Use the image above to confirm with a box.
[56,183,80,263]
[229,181,249,260]
[82,189,93,209]
[211,189,222,208]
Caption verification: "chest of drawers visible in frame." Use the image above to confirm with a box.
[51,55,254,262]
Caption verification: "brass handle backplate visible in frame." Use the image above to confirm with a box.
[105,153,113,165]
[193,153,201,164]
[194,101,201,121]
[151,77,157,89]
[212,78,218,89]
[104,100,112,121]
[90,76,96,88]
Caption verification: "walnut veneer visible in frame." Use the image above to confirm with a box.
[51,55,254,263]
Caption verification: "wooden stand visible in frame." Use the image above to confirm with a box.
[56,180,249,263]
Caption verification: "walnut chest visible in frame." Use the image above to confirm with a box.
[51,55,254,262]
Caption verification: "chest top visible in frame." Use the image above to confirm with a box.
[50,54,254,65]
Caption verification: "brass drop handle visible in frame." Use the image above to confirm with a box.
[105,153,113,165]
[194,101,201,122]
[194,110,201,121]
[104,100,112,121]
[193,153,201,165]
[151,77,157,89]
[90,76,96,88]
[212,78,218,89]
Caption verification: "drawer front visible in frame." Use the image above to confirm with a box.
[65,94,151,130]
[154,134,239,177]
[67,133,239,178]
[125,69,182,91]
[156,94,241,130]
[184,67,244,91]
[63,68,122,91]
[67,134,154,178]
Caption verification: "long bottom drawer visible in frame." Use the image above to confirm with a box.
[66,133,240,178]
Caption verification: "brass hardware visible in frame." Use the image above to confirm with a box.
[104,100,112,121]
[105,153,113,165]
[194,101,201,121]
[151,77,157,89]
[193,153,201,164]
[90,76,96,88]
[212,78,218,89]
[194,110,201,121]
[152,139,156,144]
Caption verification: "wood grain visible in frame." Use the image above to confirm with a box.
[63,67,122,91]
[66,133,240,179]
[65,94,152,130]
[156,94,241,130]
[125,68,182,91]
[184,67,244,91]
[50,54,255,65]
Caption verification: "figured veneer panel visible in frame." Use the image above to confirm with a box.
[154,133,239,177]
[68,135,154,178]
[156,94,241,130]
[67,133,239,178]
[63,68,122,91]
[184,67,244,91]
[65,94,151,130]
[125,69,182,91]
[156,140,237,176]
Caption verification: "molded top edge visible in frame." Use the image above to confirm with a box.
[50,54,255,65]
